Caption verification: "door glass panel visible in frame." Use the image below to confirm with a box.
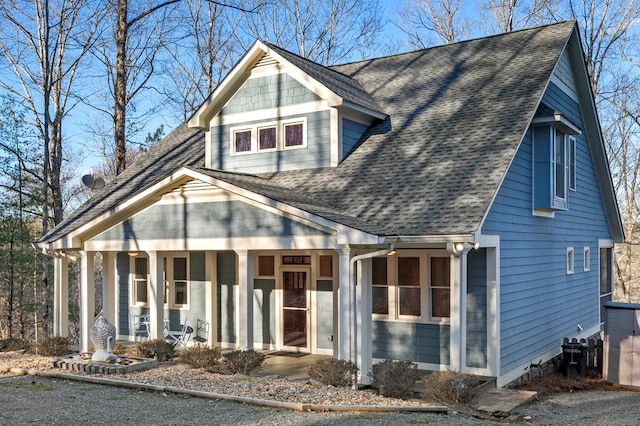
[282,270,308,348]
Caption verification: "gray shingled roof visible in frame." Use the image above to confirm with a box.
[265,42,384,115]
[40,21,576,244]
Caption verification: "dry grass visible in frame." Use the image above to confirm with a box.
[516,371,631,397]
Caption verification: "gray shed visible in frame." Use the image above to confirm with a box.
[603,301,640,386]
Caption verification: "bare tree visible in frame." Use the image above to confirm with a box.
[398,0,470,47]
[241,0,384,65]
[0,0,101,336]
[480,0,549,33]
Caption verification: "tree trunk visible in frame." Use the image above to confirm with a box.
[114,0,128,175]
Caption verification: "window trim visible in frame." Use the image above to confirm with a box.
[131,255,149,307]
[567,247,575,275]
[281,118,307,150]
[583,247,590,272]
[164,253,190,309]
[569,136,576,191]
[231,127,253,155]
[554,129,567,202]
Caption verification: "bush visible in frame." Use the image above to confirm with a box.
[131,339,175,361]
[35,336,73,356]
[369,359,418,399]
[308,358,358,387]
[222,349,266,375]
[112,342,128,356]
[420,370,483,404]
[180,345,221,370]
[0,338,31,352]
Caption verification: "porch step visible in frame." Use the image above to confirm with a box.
[475,388,537,413]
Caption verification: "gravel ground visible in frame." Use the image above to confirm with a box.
[3,352,640,425]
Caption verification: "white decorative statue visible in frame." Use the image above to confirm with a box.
[90,316,117,361]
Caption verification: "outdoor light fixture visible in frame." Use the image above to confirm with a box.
[448,241,480,256]
[127,251,139,257]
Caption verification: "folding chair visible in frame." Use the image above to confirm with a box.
[133,314,150,340]
[165,316,192,347]
[191,319,209,344]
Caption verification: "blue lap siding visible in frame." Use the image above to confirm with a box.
[482,82,612,375]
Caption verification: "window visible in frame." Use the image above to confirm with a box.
[319,255,333,277]
[173,257,188,306]
[234,129,252,153]
[599,247,613,321]
[258,126,277,151]
[371,251,448,322]
[230,118,306,155]
[132,257,148,305]
[567,247,574,274]
[554,129,566,200]
[583,247,590,272]
[569,136,576,191]
[430,257,451,318]
[284,122,304,147]
[258,255,275,276]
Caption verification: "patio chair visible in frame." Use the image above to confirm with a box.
[191,319,209,344]
[133,314,150,340]
[165,317,192,347]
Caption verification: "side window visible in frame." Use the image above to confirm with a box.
[173,257,188,306]
[567,247,575,274]
[430,257,450,318]
[372,257,389,315]
[133,257,148,305]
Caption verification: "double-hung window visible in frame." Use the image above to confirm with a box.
[132,256,148,305]
[371,251,450,322]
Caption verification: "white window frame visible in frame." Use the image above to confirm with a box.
[553,129,567,202]
[163,253,190,309]
[371,250,449,324]
[567,247,575,274]
[229,117,307,155]
[130,255,149,307]
[428,255,451,320]
[583,247,590,272]
[569,136,576,191]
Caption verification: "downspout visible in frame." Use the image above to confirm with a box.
[348,243,396,374]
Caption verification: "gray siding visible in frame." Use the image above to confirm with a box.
[217,251,237,344]
[316,280,334,350]
[93,200,330,241]
[372,321,450,365]
[342,118,368,158]
[220,73,320,115]
[254,279,276,346]
[467,248,488,369]
[210,110,332,173]
[483,81,613,375]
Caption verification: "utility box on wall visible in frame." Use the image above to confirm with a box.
[603,301,640,387]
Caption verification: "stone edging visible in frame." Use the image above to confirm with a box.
[0,365,448,413]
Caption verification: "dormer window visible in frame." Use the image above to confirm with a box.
[231,118,306,155]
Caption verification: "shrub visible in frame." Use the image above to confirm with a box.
[0,338,31,352]
[369,359,418,399]
[35,336,73,356]
[420,370,483,404]
[180,345,221,370]
[131,339,175,361]
[111,342,128,356]
[222,349,266,375]
[308,358,358,387]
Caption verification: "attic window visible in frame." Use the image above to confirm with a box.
[230,117,306,155]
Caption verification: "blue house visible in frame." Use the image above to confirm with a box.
[38,21,623,386]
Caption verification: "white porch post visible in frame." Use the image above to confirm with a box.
[206,251,218,347]
[79,251,95,353]
[148,252,164,339]
[357,257,373,384]
[448,245,469,372]
[102,252,116,328]
[337,246,351,360]
[236,250,254,349]
[53,255,69,337]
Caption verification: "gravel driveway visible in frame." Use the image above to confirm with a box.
[3,374,640,425]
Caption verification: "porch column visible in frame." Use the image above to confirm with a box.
[236,250,254,349]
[206,251,218,346]
[148,251,164,339]
[337,246,351,360]
[102,252,117,329]
[357,257,373,384]
[53,255,69,337]
[448,246,469,372]
[79,251,95,353]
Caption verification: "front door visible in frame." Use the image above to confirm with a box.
[282,268,310,351]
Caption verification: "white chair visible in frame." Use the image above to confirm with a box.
[165,317,192,347]
[133,314,150,340]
